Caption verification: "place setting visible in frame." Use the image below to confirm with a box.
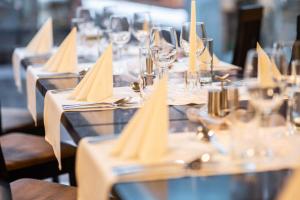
[2,0,300,199]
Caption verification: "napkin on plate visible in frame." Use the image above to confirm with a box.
[26,18,53,54]
[43,27,78,73]
[111,76,168,163]
[257,43,282,87]
[69,44,113,102]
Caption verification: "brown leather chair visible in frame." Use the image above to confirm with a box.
[0,103,77,185]
[0,144,77,200]
[1,107,44,135]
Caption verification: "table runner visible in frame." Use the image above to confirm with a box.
[12,47,57,92]
[44,88,139,169]
[76,127,300,200]
[26,64,93,124]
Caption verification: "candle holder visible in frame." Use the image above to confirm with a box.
[184,71,200,90]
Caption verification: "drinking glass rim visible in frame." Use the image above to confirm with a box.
[150,26,176,31]
[182,21,205,26]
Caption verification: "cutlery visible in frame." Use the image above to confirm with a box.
[38,69,90,79]
[38,73,78,79]
[186,108,228,155]
[62,97,132,110]
[51,88,74,94]
[112,154,212,177]
[196,123,228,155]
[130,79,145,99]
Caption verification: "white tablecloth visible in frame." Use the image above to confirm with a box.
[12,48,56,92]
[44,88,139,169]
[43,83,248,169]
[76,127,300,200]
[12,48,32,92]
[76,133,215,200]
[26,64,94,125]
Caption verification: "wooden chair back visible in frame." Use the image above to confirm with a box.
[232,4,263,74]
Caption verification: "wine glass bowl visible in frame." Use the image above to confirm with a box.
[180,22,207,56]
[132,12,152,45]
[149,26,178,76]
[109,15,131,59]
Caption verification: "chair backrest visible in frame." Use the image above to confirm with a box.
[0,102,8,181]
[232,4,263,73]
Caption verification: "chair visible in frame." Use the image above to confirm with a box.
[0,102,77,185]
[1,106,44,135]
[0,143,77,200]
[232,4,263,73]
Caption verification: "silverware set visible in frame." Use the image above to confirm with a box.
[62,97,135,110]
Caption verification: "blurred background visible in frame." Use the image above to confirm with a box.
[0,0,299,64]
[0,0,299,108]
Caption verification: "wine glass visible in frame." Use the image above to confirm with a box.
[274,41,300,133]
[132,12,152,46]
[180,22,207,58]
[97,6,114,30]
[76,7,93,22]
[244,48,285,157]
[149,26,178,77]
[109,15,131,59]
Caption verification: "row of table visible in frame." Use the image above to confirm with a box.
[21,58,292,200]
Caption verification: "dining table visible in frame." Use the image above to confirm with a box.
[19,55,296,200]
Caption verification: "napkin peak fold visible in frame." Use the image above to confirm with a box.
[26,18,53,54]
[69,44,113,102]
[111,76,169,163]
[43,27,78,73]
[188,0,197,72]
[257,42,282,87]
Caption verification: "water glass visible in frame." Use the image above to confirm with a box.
[180,22,207,57]
[149,26,178,77]
[198,38,213,84]
[132,12,152,46]
[290,91,300,132]
[76,7,93,22]
[80,23,102,61]
[110,15,131,59]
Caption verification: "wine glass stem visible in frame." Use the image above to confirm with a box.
[159,66,168,78]
[117,45,123,60]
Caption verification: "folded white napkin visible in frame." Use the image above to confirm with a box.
[44,27,78,73]
[12,18,53,92]
[26,18,53,54]
[44,87,138,169]
[111,76,168,163]
[12,48,28,92]
[26,67,53,125]
[26,62,93,125]
[77,133,212,200]
[257,43,282,87]
[278,169,300,200]
[69,44,113,102]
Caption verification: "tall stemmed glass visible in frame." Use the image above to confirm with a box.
[180,22,207,58]
[76,7,93,22]
[244,49,285,157]
[273,41,300,133]
[149,26,178,77]
[109,15,131,59]
[132,12,152,46]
